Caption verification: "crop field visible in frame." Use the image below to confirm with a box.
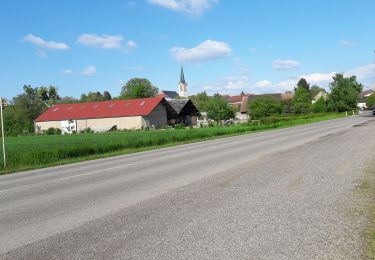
[0,112,345,174]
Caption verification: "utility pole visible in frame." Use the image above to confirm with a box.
[0,97,6,168]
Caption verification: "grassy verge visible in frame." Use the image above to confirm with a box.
[0,112,345,175]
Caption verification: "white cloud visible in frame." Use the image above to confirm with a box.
[170,40,232,63]
[196,63,375,96]
[256,80,272,88]
[126,40,137,49]
[258,64,375,93]
[147,0,218,15]
[81,65,96,76]
[272,59,300,70]
[62,69,74,75]
[338,39,358,47]
[24,34,69,50]
[78,34,124,49]
[345,64,375,81]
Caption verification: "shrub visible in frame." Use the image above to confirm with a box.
[80,127,94,134]
[45,127,62,135]
[174,123,186,129]
[249,96,282,119]
[312,97,326,113]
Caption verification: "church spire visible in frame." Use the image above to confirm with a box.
[180,66,186,85]
[178,66,188,98]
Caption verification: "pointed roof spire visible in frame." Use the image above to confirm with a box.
[180,66,186,85]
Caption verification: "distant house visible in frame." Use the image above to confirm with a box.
[159,90,180,100]
[167,99,200,126]
[282,91,294,101]
[34,96,177,133]
[235,96,250,123]
[358,89,374,109]
[228,93,255,110]
[233,93,282,122]
[312,91,328,104]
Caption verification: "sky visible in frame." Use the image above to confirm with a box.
[0,0,375,100]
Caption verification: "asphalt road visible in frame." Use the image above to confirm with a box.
[1,114,375,259]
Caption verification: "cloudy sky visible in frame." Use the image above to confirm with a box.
[1,0,374,99]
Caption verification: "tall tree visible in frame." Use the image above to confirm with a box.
[293,87,312,114]
[327,73,363,112]
[103,91,112,100]
[297,78,310,92]
[120,78,158,99]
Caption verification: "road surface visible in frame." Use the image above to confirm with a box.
[1,115,375,259]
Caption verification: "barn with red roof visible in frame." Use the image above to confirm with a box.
[34,96,177,133]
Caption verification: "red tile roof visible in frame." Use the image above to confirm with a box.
[229,94,254,103]
[35,96,166,122]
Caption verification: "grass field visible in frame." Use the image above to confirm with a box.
[0,112,346,174]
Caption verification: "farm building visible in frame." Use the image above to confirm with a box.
[167,99,200,126]
[34,96,177,134]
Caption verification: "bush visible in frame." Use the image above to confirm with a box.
[80,127,94,134]
[312,97,326,113]
[249,96,282,119]
[174,123,186,129]
[45,127,62,135]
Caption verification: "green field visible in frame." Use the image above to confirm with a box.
[0,113,346,174]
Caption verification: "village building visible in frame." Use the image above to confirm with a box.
[167,99,199,126]
[312,90,328,104]
[281,91,294,101]
[159,90,179,100]
[358,89,374,109]
[34,96,177,134]
[178,66,188,98]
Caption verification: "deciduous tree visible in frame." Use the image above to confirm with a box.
[327,73,363,112]
[120,78,158,99]
[248,96,282,119]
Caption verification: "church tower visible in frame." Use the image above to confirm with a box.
[178,66,188,98]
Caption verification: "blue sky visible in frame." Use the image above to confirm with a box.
[1,0,374,99]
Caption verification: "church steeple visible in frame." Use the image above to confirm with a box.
[178,66,188,98]
[180,66,186,85]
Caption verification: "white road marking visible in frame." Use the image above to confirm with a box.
[0,164,134,194]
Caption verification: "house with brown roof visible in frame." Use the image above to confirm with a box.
[34,96,177,133]
[167,99,200,126]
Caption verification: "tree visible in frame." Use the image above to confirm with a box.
[248,96,282,119]
[366,93,375,109]
[80,91,111,102]
[120,78,158,99]
[3,85,62,135]
[190,91,210,112]
[297,78,310,92]
[205,95,235,123]
[281,99,294,114]
[103,91,112,100]
[312,97,326,113]
[327,73,363,112]
[293,86,312,114]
